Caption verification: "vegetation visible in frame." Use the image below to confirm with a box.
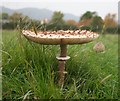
[0,11,118,33]
[80,11,97,21]
[2,30,118,99]
[1,9,118,99]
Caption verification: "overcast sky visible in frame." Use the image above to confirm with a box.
[0,0,119,19]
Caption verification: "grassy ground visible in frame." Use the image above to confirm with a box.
[2,30,118,99]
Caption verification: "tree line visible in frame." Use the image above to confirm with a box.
[0,11,118,33]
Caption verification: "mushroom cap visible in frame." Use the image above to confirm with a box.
[22,30,99,45]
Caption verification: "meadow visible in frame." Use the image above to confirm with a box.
[2,30,118,99]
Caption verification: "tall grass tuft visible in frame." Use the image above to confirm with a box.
[2,30,118,99]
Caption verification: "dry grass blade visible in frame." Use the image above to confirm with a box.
[22,90,32,101]
[32,21,37,35]
[100,74,112,84]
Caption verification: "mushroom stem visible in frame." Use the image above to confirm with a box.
[58,60,66,88]
[58,44,67,88]
[60,44,67,57]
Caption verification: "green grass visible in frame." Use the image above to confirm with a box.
[2,30,118,99]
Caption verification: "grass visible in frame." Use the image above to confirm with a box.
[2,30,118,99]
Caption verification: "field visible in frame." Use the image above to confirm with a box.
[2,30,118,99]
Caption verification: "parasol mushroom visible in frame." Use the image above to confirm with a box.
[22,30,99,88]
[93,42,105,52]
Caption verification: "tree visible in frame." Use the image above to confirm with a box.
[78,11,97,29]
[9,12,26,28]
[79,11,104,32]
[0,13,9,20]
[0,13,12,29]
[9,12,23,24]
[66,19,77,26]
[51,11,65,24]
[78,19,92,27]
[104,13,117,33]
[80,11,97,21]
[104,13,117,28]
[49,11,65,30]
[90,16,104,31]
[9,12,23,22]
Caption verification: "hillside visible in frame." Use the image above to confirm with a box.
[0,6,80,21]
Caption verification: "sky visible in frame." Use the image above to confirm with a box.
[0,0,119,19]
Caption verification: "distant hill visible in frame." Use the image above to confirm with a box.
[0,6,80,21]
